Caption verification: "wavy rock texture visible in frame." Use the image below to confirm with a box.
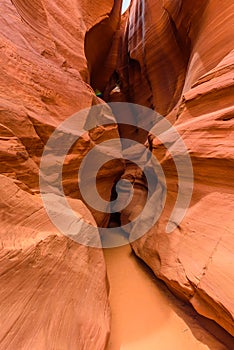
[0,0,122,348]
[0,175,110,349]
[111,0,234,336]
[0,0,123,226]
[1,0,234,347]
[85,0,123,91]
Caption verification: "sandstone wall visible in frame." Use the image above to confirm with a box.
[112,0,234,335]
[0,0,122,348]
[1,0,233,345]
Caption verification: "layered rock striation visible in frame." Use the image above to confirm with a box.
[106,0,234,336]
[0,0,122,348]
[0,0,234,347]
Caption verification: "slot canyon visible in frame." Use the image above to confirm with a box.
[0,0,233,349]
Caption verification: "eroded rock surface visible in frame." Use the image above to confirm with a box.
[0,0,121,348]
[0,175,110,349]
[1,0,234,347]
[109,0,234,336]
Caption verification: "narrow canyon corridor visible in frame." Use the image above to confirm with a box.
[0,0,233,348]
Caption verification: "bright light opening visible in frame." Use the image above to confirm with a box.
[121,0,131,14]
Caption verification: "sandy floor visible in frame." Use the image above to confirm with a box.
[104,241,229,350]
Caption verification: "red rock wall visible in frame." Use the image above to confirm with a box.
[0,176,110,349]
[85,0,122,91]
[1,0,234,345]
[114,0,234,336]
[0,0,122,348]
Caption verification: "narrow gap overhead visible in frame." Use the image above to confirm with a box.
[121,0,131,14]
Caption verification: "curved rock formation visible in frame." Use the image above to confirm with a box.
[0,175,110,349]
[109,0,234,336]
[0,0,120,348]
[85,0,122,92]
[1,0,233,347]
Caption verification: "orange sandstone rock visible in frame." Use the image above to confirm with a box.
[0,175,110,349]
[115,0,234,336]
[1,0,234,345]
[0,0,121,348]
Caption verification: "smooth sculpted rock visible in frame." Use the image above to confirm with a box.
[1,0,234,346]
[110,0,234,336]
[0,175,110,349]
[0,0,123,226]
[0,0,122,348]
